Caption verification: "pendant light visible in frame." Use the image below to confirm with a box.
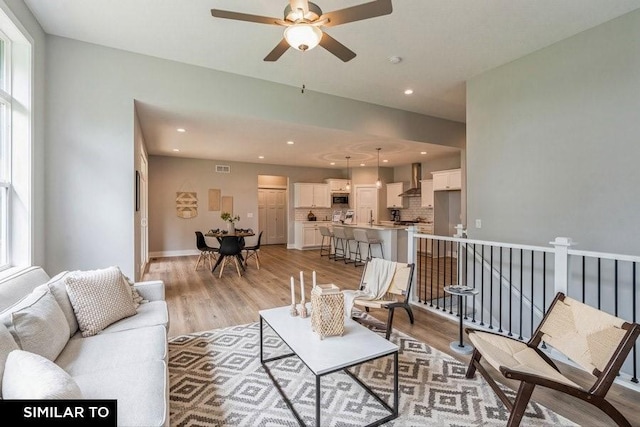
[345,156,351,191]
[375,148,382,189]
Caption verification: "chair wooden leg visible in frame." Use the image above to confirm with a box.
[254,251,260,269]
[385,307,396,340]
[195,252,203,270]
[466,348,482,378]
[219,257,227,278]
[404,304,415,324]
[507,382,535,427]
[594,398,632,427]
[233,257,242,277]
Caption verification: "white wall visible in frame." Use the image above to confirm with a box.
[43,36,465,276]
[467,10,640,255]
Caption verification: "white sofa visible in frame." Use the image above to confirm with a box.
[0,266,169,427]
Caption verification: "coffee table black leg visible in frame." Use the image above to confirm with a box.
[316,375,321,427]
[259,317,264,363]
[394,351,399,417]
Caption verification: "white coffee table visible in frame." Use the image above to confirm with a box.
[259,305,399,427]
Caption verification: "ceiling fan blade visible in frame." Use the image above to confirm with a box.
[319,32,356,62]
[211,9,282,26]
[264,39,291,62]
[289,0,310,15]
[322,0,392,27]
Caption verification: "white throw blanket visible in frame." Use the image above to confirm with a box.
[343,258,398,317]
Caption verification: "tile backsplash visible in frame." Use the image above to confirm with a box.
[295,208,334,221]
[399,197,434,222]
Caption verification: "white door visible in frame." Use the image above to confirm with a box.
[354,185,378,225]
[259,189,287,244]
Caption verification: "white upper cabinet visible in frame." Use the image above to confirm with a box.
[294,183,331,208]
[420,179,434,207]
[325,179,350,193]
[432,169,462,191]
[386,182,406,208]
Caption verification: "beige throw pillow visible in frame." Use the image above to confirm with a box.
[8,290,70,361]
[3,350,83,399]
[65,267,137,337]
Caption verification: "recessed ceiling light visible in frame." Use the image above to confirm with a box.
[176,128,186,133]
[172,148,180,152]
[383,159,389,163]
[360,163,365,167]
[388,56,402,64]
[420,151,427,155]
[287,140,295,145]
[404,89,414,95]
[330,162,335,165]
[258,155,264,159]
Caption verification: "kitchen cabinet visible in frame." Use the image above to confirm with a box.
[420,179,434,207]
[432,169,462,191]
[294,221,331,249]
[294,183,330,208]
[386,182,406,208]
[325,179,350,193]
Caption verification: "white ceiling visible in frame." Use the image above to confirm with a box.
[24,0,640,167]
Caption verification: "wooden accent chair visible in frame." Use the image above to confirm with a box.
[194,231,218,270]
[352,259,415,339]
[465,292,640,427]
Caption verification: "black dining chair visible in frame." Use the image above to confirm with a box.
[243,231,263,269]
[215,236,245,278]
[195,231,218,271]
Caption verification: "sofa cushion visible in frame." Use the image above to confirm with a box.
[65,267,137,337]
[0,323,19,398]
[45,271,79,336]
[55,325,167,376]
[72,360,167,427]
[101,301,169,334]
[6,290,70,361]
[0,267,50,312]
[3,350,83,399]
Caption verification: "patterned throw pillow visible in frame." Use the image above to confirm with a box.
[65,267,138,337]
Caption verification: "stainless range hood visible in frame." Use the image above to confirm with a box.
[399,163,422,197]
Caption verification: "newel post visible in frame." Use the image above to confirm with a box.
[407,225,417,302]
[550,237,573,295]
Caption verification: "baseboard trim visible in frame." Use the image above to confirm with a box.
[149,250,199,258]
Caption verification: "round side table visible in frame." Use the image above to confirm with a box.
[444,286,479,355]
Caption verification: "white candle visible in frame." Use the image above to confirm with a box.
[300,271,305,301]
[290,276,295,305]
[312,271,317,288]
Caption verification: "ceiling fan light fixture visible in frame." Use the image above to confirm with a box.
[284,24,322,51]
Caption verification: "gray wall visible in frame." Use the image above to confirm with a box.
[43,36,465,277]
[148,156,337,255]
[467,10,640,255]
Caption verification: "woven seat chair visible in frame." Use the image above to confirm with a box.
[465,292,640,427]
[352,259,415,339]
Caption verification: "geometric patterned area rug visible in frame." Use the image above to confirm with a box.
[169,322,577,427]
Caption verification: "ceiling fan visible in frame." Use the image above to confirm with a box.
[211,0,393,62]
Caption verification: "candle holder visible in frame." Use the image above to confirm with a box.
[290,303,298,317]
[298,298,308,318]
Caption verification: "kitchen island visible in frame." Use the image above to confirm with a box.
[336,223,409,263]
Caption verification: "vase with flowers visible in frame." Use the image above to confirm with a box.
[221,212,240,233]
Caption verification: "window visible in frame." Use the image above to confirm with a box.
[0,31,10,269]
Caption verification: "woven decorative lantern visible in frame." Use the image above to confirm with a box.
[311,284,345,339]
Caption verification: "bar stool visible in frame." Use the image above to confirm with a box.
[332,226,354,263]
[318,226,335,258]
[353,229,384,266]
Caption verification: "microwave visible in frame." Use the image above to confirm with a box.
[332,195,349,205]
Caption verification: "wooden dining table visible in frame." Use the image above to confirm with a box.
[205,230,255,274]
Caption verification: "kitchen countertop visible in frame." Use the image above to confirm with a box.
[334,223,409,230]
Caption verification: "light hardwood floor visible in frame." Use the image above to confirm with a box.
[143,244,639,426]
